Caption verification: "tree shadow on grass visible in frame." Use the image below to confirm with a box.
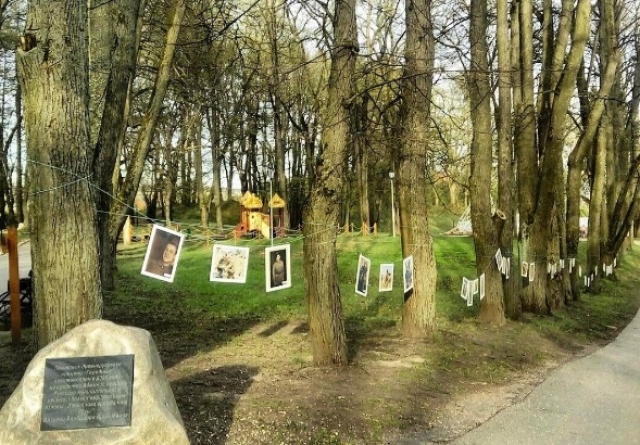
[346,293,398,362]
[171,364,259,445]
[258,320,289,337]
[290,321,309,334]
[102,297,261,369]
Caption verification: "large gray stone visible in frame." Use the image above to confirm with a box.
[0,319,190,444]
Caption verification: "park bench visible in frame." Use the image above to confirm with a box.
[0,270,33,322]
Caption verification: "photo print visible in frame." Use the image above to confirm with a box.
[403,255,414,293]
[355,254,371,297]
[378,264,394,292]
[521,261,529,278]
[141,225,185,283]
[265,244,292,292]
[210,244,250,283]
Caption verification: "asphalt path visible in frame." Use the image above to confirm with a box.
[0,241,32,293]
[447,307,640,445]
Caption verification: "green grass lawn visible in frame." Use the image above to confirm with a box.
[112,220,640,346]
[6,210,640,445]
[113,230,483,328]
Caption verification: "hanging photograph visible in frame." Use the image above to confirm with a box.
[403,255,414,293]
[494,249,502,268]
[479,273,485,300]
[521,261,529,277]
[210,244,250,283]
[528,263,536,282]
[141,225,185,283]
[355,255,371,297]
[378,264,394,292]
[265,244,292,292]
[466,282,473,307]
[460,277,468,300]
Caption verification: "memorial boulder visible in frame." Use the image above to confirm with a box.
[0,319,190,445]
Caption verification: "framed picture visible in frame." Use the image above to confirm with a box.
[210,244,250,283]
[265,244,292,292]
[403,255,414,293]
[141,225,185,283]
[355,254,371,297]
[379,264,394,292]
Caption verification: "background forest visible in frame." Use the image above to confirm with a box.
[0,0,637,364]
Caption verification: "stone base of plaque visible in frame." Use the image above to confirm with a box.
[0,319,190,445]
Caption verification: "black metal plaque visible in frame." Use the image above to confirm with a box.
[40,355,134,431]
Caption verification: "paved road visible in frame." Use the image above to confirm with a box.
[0,241,32,293]
[447,308,640,445]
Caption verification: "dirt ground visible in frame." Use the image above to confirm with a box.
[0,303,605,445]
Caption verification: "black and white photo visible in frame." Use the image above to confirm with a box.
[265,244,292,292]
[141,225,185,283]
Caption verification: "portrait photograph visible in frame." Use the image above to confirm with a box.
[210,244,250,283]
[141,225,185,283]
[521,261,529,278]
[403,255,414,293]
[378,264,394,292]
[265,244,292,292]
[355,254,371,297]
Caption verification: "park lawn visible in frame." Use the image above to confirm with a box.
[110,230,481,333]
[97,228,640,445]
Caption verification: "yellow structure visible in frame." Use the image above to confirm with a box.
[235,192,286,239]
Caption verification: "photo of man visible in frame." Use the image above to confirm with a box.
[265,244,292,292]
[141,225,185,283]
[355,254,371,297]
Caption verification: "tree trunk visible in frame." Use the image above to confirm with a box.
[587,128,607,291]
[496,0,518,319]
[90,0,144,291]
[355,98,370,229]
[194,116,208,229]
[17,0,102,347]
[468,0,505,325]
[109,0,186,266]
[398,0,438,337]
[520,0,591,312]
[303,0,357,366]
[15,81,23,224]
[566,53,618,298]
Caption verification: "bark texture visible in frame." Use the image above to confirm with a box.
[17,0,102,347]
[303,0,357,366]
[467,0,505,325]
[398,0,438,337]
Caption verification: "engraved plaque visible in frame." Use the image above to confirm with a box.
[40,355,134,431]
